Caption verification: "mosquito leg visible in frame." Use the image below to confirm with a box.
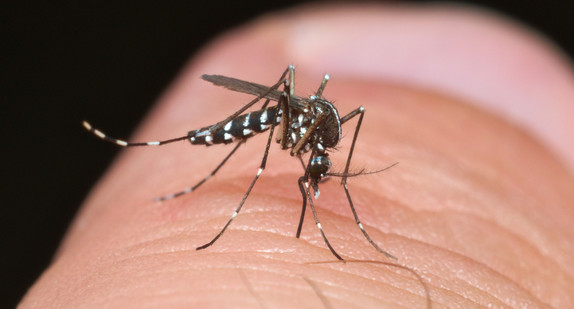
[292,113,329,237]
[278,66,294,149]
[288,65,295,98]
[154,141,244,201]
[82,121,191,147]
[298,176,343,261]
[342,183,396,259]
[339,106,365,177]
[340,107,397,260]
[296,172,307,238]
[290,111,327,155]
[260,98,272,110]
[196,93,286,251]
[298,156,307,170]
[297,149,343,260]
[294,155,309,238]
[315,74,330,97]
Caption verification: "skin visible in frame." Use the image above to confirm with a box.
[20,4,574,308]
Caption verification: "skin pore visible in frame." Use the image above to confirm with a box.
[20,4,574,308]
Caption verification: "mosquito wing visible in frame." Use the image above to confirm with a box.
[202,74,307,110]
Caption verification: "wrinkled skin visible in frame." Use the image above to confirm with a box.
[21,4,574,308]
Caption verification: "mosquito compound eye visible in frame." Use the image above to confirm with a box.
[310,155,331,178]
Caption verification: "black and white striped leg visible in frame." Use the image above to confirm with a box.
[295,155,308,238]
[296,175,307,239]
[294,160,334,239]
[196,93,286,251]
[340,106,397,260]
[154,141,244,201]
[277,66,294,149]
[82,121,191,147]
[298,176,343,261]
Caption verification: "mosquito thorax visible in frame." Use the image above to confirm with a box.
[312,99,341,149]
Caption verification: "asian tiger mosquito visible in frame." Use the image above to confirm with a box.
[83,65,397,261]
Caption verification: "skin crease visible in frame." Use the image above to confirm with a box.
[20,4,574,309]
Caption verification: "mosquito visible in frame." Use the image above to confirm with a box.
[83,65,397,260]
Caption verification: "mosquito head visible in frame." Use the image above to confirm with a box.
[309,154,331,183]
[309,154,331,198]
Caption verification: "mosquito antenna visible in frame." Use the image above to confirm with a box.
[326,162,399,178]
[82,121,190,147]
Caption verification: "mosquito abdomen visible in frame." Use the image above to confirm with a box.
[188,107,281,146]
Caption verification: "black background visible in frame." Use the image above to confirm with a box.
[3,1,573,307]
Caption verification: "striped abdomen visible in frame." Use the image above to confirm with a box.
[188,107,281,146]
